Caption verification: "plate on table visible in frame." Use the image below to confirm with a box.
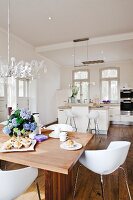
[60,141,82,151]
[49,131,60,139]
[0,140,37,153]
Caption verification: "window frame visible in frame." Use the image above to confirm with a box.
[72,69,90,102]
[17,79,29,98]
[100,67,120,103]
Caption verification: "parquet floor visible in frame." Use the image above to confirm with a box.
[3,124,133,200]
[72,125,133,200]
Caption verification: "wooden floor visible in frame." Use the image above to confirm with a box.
[3,124,133,200]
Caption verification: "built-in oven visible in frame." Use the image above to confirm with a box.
[120,89,133,99]
[120,99,133,115]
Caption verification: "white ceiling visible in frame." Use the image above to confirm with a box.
[0,0,133,66]
[39,40,133,66]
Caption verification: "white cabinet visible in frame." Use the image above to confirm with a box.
[109,105,133,124]
[90,109,109,134]
[72,106,89,133]
[58,107,109,134]
[121,115,133,124]
[109,106,121,122]
[58,108,71,124]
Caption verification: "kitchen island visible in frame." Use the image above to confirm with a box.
[58,103,110,134]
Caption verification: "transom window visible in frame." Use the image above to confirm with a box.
[100,67,119,103]
[72,69,90,102]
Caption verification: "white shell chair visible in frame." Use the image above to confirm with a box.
[0,167,41,200]
[74,141,132,200]
[47,123,73,132]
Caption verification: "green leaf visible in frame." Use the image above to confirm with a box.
[16,118,24,125]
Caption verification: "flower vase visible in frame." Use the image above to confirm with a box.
[71,96,76,103]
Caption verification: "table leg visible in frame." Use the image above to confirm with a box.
[44,170,73,200]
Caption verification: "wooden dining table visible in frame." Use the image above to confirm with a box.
[0,125,93,200]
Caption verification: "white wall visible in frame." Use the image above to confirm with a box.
[0,28,61,125]
[60,60,133,101]
[37,59,60,125]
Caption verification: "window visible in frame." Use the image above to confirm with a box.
[72,69,90,102]
[18,80,29,97]
[100,68,119,103]
[7,77,16,108]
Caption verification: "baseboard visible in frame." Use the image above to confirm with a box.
[45,119,58,127]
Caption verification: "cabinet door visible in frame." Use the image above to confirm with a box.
[97,110,109,130]
[58,109,70,124]
[109,106,120,122]
[121,115,133,122]
[90,110,109,131]
[72,106,89,133]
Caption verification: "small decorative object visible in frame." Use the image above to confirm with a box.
[3,108,37,137]
[102,100,111,104]
[34,134,48,142]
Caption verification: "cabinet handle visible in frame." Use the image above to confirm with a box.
[59,110,64,111]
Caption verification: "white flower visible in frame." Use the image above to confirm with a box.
[71,86,79,97]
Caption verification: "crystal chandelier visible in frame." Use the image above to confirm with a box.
[0,0,47,80]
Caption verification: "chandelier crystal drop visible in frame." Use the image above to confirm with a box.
[0,0,47,80]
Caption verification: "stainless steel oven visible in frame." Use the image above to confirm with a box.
[120,89,133,99]
[120,99,133,115]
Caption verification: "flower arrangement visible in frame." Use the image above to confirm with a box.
[3,108,37,137]
[71,85,79,97]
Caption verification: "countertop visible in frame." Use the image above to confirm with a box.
[58,103,120,110]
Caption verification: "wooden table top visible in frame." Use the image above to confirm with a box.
[0,128,93,174]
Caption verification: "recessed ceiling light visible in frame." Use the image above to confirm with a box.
[48,17,52,20]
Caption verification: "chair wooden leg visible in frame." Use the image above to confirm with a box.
[0,160,7,170]
[100,175,105,200]
[119,166,132,200]
[73,164,82,199]
[35,180,41,200]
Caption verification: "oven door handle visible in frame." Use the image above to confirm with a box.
[121,101,132,103]
[122,91,131,93]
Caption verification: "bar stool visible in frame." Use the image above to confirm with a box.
[86,110,99,134]
[65,110,77,131]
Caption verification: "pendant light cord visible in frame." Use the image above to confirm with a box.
[87,39,88,61]
[73,42,75,67]
[8,0,10,66]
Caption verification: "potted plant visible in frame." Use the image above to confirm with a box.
[3,108,37,137]
[70,85,79,103]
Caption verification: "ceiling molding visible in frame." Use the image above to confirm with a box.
[36,32,133,53]
[62,59,133,69]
